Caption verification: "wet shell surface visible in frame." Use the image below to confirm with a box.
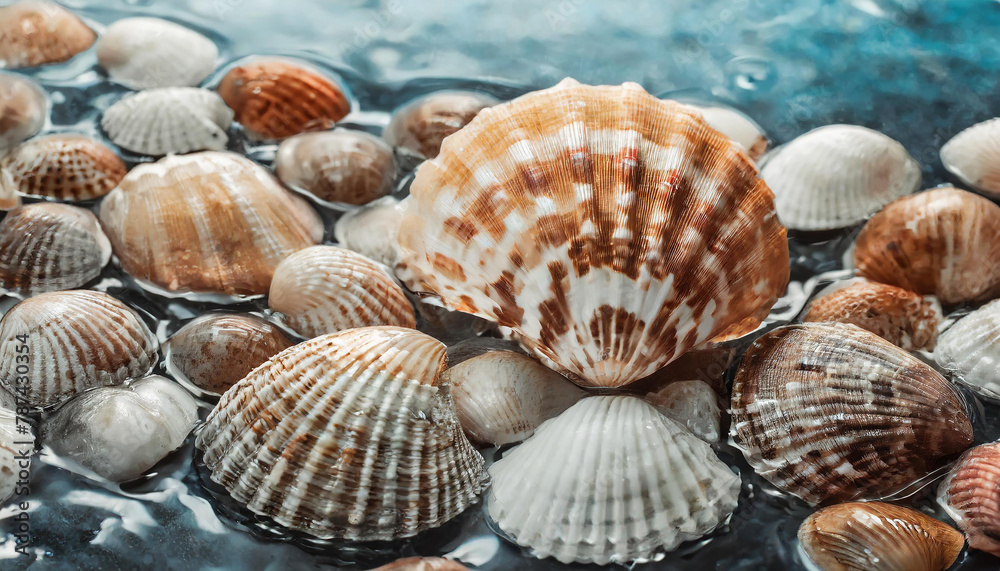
[730,322,973,505]
[333,195,405,267]
[761,124,921,231]
[164,313,295,395]
[644,379,721,443]
[96,17,218,90]
[217,58,350,140]
[687,103,768,160]
[0,72,46,153]
[0,203,111,295]
[0,290,157,408]
[196,327,488,540]
[0,1,96,69]
[275,129,396,206]
[940,117,1000,197]
[0,134,126,201]
[488,395,740,564]
[372,558,469,571]
[803,278,942,351]
[268,245,416,338]
[798,502,964,571]
[384,90,498,159]
[935,299,1000,402]
[101,87,234,156]
[938,442,1000,557]
[396,78,789,388]
[853,186,1000,305]
[99,151,324,296]
[0,404,34,503]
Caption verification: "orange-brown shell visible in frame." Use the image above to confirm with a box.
[1,134,126,201]
[0,72,46,153]
[939,442,1000,557]
[0,1,96,69]
[384,90,498,159]
[371,558,469,571]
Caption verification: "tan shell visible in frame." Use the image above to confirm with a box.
[384,90,498,159]
[99,151,324,296]
[940,117,1000,197]
[101,87,234,156]
[0,72,46,153]
[1,404,34,502]
[0,134,126,201]
[333,195,405,266]
[0,1,96,69]
[0,170,17,210]
[196,326,488,540]
[96,17,218,90]
[854,186,1000,305]
[396,78,789,388]
[371,558,469,571]
[938,442,1000,557]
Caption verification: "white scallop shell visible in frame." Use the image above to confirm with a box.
[1,404,34,503]
[644,379,721,443]
[97,17,218,90]
[935,299,1000,401]
[940,117,1000,198]
[688,104,768,160]
[333,195,405,267]
[101,87,233,156]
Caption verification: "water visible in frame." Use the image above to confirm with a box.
[3,0,1000,568]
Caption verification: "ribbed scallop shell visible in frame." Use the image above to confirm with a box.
[938,442,1000,557]
[761,125,921,231]
[853,186,1000,305]
[489,395,740,564]
[0,1,96,69]
[373,558,469,571]
[0,72,46,153]
[0,134,126,201]
[1,404,34,503]
[0,291,157,408]
[798,502,964,571]
[688,104,768,160]
[96,17,218,90]
[101,87,233,156]
[217,58,350,140]
[935,299,1000,401]
[396,78,789,388]
[384,90,498,159]
[731,322,973,505]
[268,246,415,338]
[803,278,942,351]
[334,195,405,266]
[0,203,111,295]
[99,151,323,296]
[644,379,721,443]
[941,118,1000,197]
[196,326,488,540]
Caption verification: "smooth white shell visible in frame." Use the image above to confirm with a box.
[940,117,1000,198]
[935,299,1000,401]
[688,104,767,160]
[101,87,233,156]
[97,17,218,90]
[644,379,721,443]
[333,195,405,267]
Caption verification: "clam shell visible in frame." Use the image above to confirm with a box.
[217,57,350,140]
[384,90,498,159]
[488,395,740,564]
[0,1,96,69]
[0,134,126,201]
[268,245,416,338]
[0,290,158,409]
[0,72,46,153]
[798,502,963,571]
[940,117,1000,197]
[196,326,488,540]
[372,558,469,571]
[644,379,721,443]
[761,125,921,231]
[396,78,789,388]
[333,195,405,267]
[853,186,1000,305]
[938,442,1000,557]
[101,87,234,156]
[96,17,218,90]
[99,151,324,296]
[0,203,111,295]
[935,299,1000,401]
[0,404,34,503]
[688,104,768,160]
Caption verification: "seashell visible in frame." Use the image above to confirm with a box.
[164,313,295,396]
[196,326,488,540]
[488,395,740,564]
[938,442,1000,557]
[99,151,323,296]
[384,90,498,160]
[940,117,1000,197]
[96,17,218,90]
[268,245,416,338]
[275,129,397,206]
[334,195,405,266]
[853,186,1000,305]
[0,72,46,153]
[44,375,198,482]
[687,104,768,160]
[730,322,973,505]
[935,299,1000,401]
[0,203,111,295]
[441,338,585,446]
[1,404,34,503]
[0,290,158,409]
[371,558,469,571]
[803,278,942,351]
[761,124,921,231]
[798,502,963,571]
[396,79,789,388]
[101,87,234,156]
[0,170,19,210]
[644,379,721,443]
[217,57,350,140]
[0,1,96,69]
[0,134,126,201]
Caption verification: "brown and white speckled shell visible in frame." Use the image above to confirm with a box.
[99,151,324,296]
[96,17,218,90]
[798,502,964,571]
[196,326,488,540]
[396,79,789,388]
[1,404,34,503]
[0,291,157,408]
[941,118,1000,198]
[731,322,973,505]
[101,87,234,156]
[0,1,96,69]
[334,195,406,267]
[0,134,126,201]
[384,90,498,159]
[854,186,1000,305]
[938,442,1000,557]
[372,558,469,571]
[0,72,46,154]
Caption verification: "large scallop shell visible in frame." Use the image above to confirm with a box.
[96,17,218,90]
[0,291,158,408]
[938,442,1000,557]
[644,379,721,443]
[99,151,323,296]
[935,299,1000,401]
[0,134,126,201]
[396,79,789,388]
[853,186,1000,305]
[268,245,416,338]
[488,395,740,564]
[0,72,46,153]
[731,322,973,505]
[101,87,234,156]
[0,203,111,295]
[196,326,488,540]
[940,117,1000,197]
[761,125,921,231]
[1,404,34,503]
[333,195,405,267]
[384,90,498,160]
[798,502,964,571]
[0,1,96,69]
